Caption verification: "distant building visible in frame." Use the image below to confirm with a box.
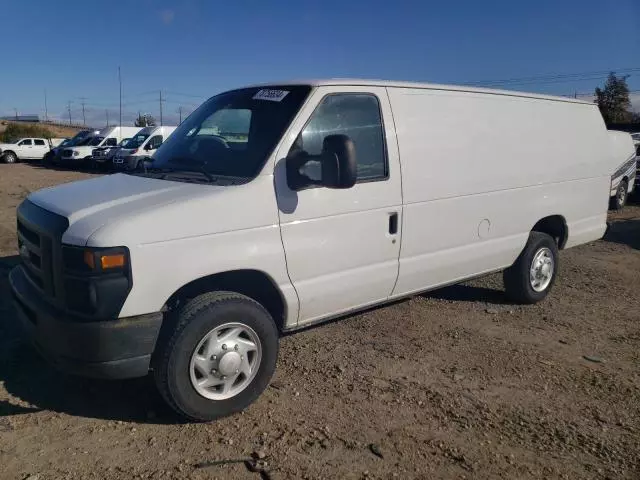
[0,114,40,122]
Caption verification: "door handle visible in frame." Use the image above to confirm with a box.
[388,212,398,235]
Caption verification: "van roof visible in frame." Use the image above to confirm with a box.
[246,79,594,105]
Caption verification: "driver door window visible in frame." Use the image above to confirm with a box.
[147,135,163,150]
[19,139,33,146]
[290,94,388,182]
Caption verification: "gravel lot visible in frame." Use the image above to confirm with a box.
[1,163,639,480]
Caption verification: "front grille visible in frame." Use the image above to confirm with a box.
[17,218,52,294]
[17,220,40,246]
[16,200,69,309]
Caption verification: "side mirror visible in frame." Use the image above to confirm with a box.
[286,134,357,191]
[144,143,153,151]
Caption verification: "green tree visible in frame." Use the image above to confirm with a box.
[134,113,156,127]
[595,73,632,124]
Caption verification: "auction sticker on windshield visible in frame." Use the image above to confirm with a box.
[253,89,289,102]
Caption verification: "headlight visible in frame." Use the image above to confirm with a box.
[62,245,131,318]
[73,151,79,157]
[63,246,129,273]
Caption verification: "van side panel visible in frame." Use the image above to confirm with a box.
[387,87,610,297]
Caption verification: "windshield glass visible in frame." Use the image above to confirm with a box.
[123,133,150,149]
[150,85,311,179]
[631,133,640,141]
[88,136,105,146]
[75,136,95,146]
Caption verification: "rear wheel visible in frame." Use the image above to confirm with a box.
[503,232,558,304]
[610,180,628,210]
[153,291,279,421]
[2,152,17,164]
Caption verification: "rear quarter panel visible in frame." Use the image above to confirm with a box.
[388,87,610,296]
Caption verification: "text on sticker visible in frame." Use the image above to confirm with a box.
[253,89,290,102]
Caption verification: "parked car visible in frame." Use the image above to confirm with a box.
[112,125,177,171]
[607,131,637,210]
[91,138,131,170]
[9,80,614,421]
[45,130,95,165]
[59,126,142,168]
[0,137,62,163]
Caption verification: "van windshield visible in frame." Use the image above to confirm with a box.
[123,134,150,148]
[76,136,96,146]
[147,85,311,180]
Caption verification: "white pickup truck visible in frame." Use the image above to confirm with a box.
[0,137,65,163]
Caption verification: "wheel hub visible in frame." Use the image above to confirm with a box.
[217,351,242,376]
[529,247,554,292]
[189,322,262,401]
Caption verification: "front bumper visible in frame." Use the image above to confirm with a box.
[9,265,163,379]
[112,156,140,170]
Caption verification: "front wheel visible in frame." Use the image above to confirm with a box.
[2,152,17,164]
[153,292,279,421]
[503,232,558,304]
[610,180,628,211]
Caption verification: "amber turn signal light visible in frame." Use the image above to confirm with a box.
[100,253,126,269]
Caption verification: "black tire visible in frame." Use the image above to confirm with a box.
[503,231,559,304]
[2,152,17,164]
[153,291,279,422]
[610,180,628,211]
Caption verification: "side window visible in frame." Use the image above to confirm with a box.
[105,138,117,147]
[291,94,387,182]
[34,139,46,146]
[19,139,33,146]
[148,135,163,149]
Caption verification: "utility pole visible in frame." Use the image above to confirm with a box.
[67,101,72,125]
[44,89,48,122]
[106,109,109,127]
[118,66,122,127]
[80,97,87,126]
[14,108,18,120]
[177,106,182,124]
[159,90,163,126]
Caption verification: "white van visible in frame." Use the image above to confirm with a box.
[112,125,177,171]
[60,126,142,167]
[10,80,611,421]
[607,130,637,210]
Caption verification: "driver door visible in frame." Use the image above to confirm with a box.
[274,86,403,326]
[16,139,34,159]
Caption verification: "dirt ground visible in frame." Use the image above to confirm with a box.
[0,164,639,480]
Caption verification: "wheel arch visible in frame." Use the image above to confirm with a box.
[164,269,287,332]
[531,215,568,250]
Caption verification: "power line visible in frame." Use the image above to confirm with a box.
[119,66,123,128]
[164,90,210,99]
[466,67,640,87]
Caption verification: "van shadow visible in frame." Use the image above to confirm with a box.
[0,255,179,424]
[603,218,640,250]
[26,161,104,174]
[423,283,508,304]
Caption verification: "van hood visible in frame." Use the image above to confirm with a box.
[27,173,220,246]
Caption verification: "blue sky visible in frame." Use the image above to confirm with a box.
[1,0,638,126]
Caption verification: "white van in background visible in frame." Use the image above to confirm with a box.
[60,126,142,167]
[607,130,637,210]
[10,80,612,421]
[113,125,177,170]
